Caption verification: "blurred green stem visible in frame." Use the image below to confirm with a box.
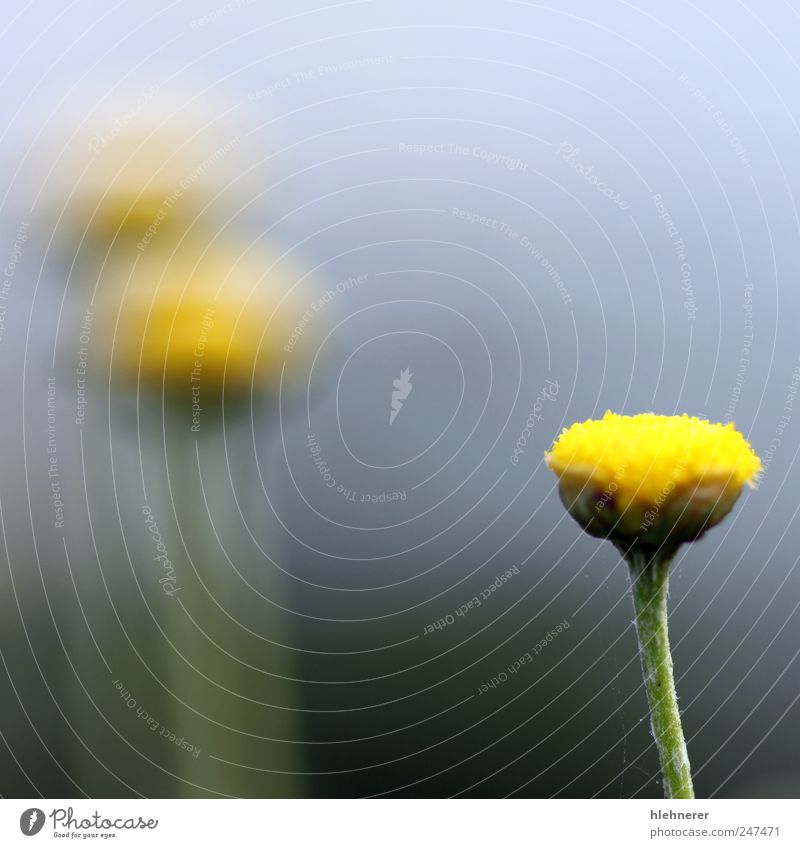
[627,549,694,799]
[166,411,303,797]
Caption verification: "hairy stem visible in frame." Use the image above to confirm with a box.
[627,549,694,799]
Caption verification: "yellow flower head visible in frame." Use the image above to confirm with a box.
[46,90,248,250]
[545,411,761,553]
[97,238,316,400]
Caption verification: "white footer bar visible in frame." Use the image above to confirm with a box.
[1,798,795,847]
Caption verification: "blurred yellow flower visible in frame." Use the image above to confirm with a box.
[47,91,248,249]
[98,239,315,399]
[545,411,761,551]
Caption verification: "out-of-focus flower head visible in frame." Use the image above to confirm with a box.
[96,238,317,402]
[43,86,250,252]
[545,411,761,555]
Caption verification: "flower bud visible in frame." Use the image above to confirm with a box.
[545,411,761,555]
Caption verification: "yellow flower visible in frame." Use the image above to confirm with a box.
[97,238,315,399]
[48,93,247,249]
[545,411,761,552]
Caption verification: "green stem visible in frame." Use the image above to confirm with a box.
[627,549,694,799]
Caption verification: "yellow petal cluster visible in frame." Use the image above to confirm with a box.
[98,241,312,398]
[47,89,321,406]
[545,411,761,551]
[50,93,246,248]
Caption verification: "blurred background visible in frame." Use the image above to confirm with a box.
[0,0,799,799]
